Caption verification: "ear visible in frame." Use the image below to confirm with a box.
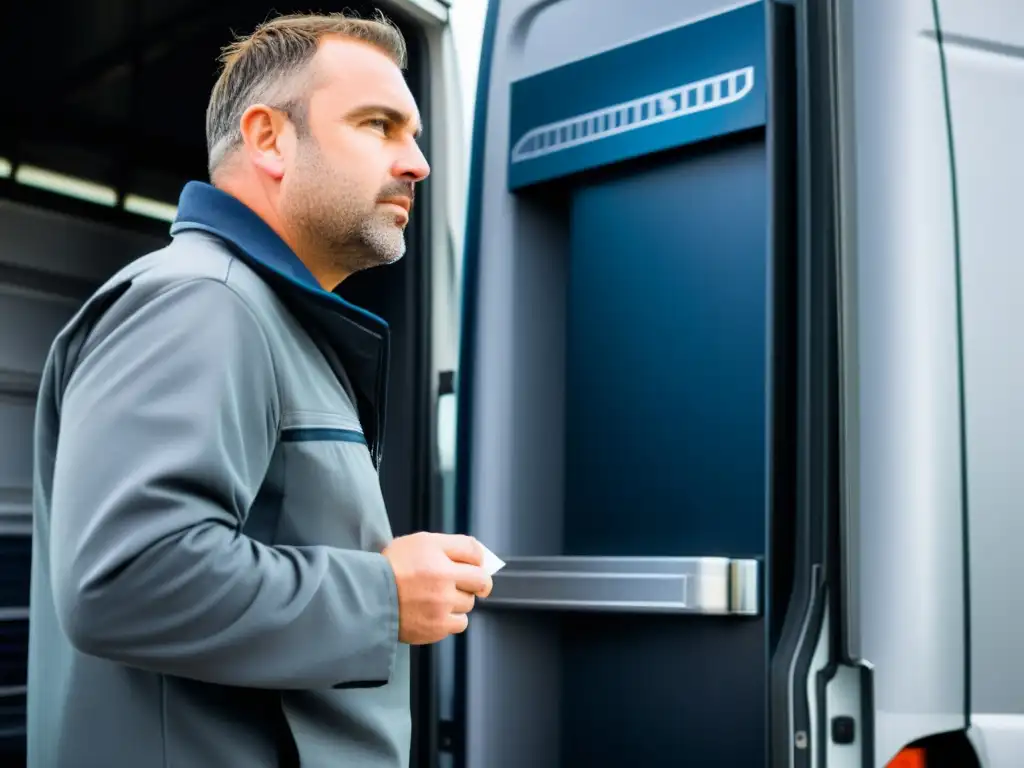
[238,105,290,181]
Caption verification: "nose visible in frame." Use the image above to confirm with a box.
[393,138,430,183]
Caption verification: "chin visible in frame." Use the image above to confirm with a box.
[356,231,406,269]
[381,245,406,266]
[371,225,406,257]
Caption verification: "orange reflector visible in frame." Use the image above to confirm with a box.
[887,747,926,768]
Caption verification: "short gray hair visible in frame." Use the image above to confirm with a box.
[205,11,407,176]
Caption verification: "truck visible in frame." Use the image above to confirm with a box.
[0,0,1020,765]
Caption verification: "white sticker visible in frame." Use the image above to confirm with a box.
[480,543,506,576]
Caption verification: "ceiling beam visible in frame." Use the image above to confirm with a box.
[0,177,174,239]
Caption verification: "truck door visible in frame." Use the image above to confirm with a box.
[446,0,976,766]
[450,1,793,765]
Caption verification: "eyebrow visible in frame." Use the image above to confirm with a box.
[346,104,423,138]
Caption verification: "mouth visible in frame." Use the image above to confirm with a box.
[378,197,412,214]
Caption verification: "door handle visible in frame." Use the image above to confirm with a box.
[480,556,760,616]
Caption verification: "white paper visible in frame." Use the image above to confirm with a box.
[480,543,506,576]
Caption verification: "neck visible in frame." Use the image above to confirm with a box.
[213,173,348,291]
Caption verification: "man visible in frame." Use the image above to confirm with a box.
[26,12,491,768]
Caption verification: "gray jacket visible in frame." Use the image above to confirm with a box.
[27,181,409,767]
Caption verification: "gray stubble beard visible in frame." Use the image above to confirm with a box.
[286,137,408,278]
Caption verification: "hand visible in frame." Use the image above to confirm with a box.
[382,532,493,645]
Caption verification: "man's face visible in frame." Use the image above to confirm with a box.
[279,37,429,278]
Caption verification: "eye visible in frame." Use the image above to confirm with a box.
[366,118,391,134]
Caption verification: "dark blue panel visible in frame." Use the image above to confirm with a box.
[564,138,769,558]
[508,1,766,189]
[560,615,766,766]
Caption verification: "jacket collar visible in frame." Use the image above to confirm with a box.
[169,180,389,333]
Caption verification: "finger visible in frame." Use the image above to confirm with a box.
[452,563,491,596]
[478,575,493,598]
[436,534,483,566]
[446,613,470,635]
[451,590,476,614]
